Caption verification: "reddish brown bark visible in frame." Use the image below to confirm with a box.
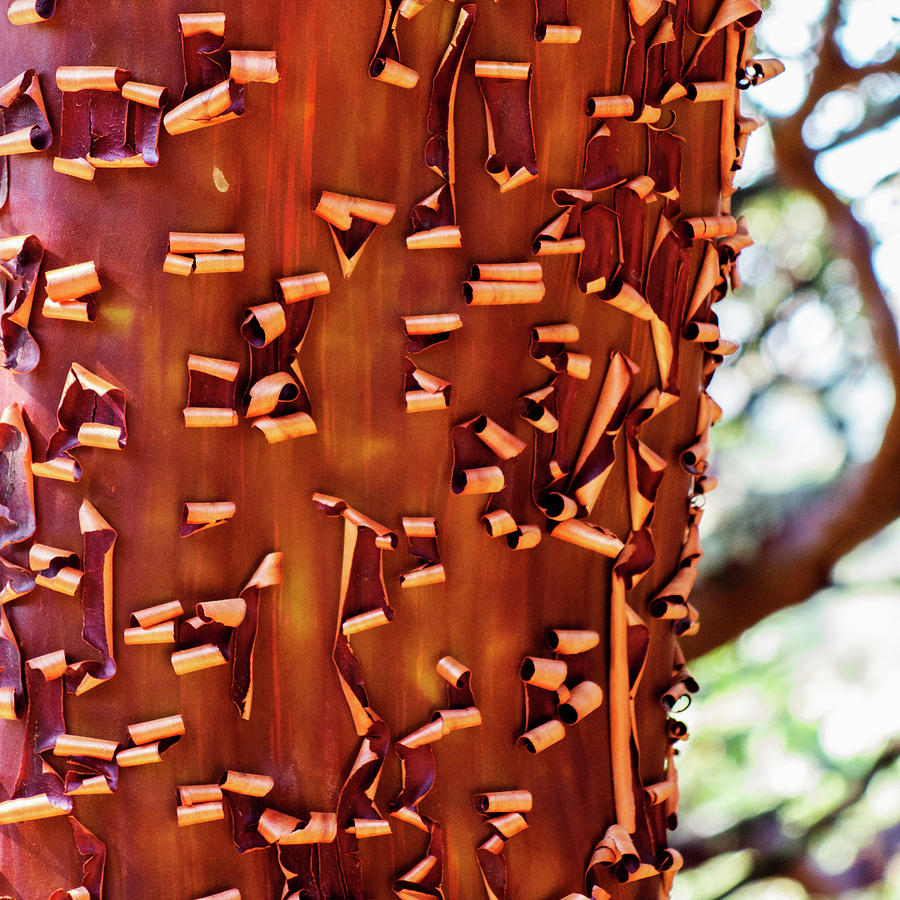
[0,1,743,897]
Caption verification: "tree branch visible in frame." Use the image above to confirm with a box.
[687,399,900,658]
[687,12,900,659]
[678,741,900,899]
[815,97,900,153]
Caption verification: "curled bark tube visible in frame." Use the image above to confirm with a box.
[685,80,732,102]
[585,95,634,118]
[7,0,57,25]
[546,628,600,654]
[473,791,533,814]
[177,801,225,826]
[557,680,603,724]
[517,719,566,753]
[737,57,785,89]
[520,657,567,690]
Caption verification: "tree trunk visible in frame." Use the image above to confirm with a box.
[0,0,753,897]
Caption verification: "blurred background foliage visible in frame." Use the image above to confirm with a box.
[674,0,900,897]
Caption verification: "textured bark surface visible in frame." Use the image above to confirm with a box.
[0,1,727,897]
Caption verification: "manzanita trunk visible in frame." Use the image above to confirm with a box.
[0,0,765,897]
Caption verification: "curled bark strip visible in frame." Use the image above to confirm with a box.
[621,12,660,124]
[474,62,538,192]
[42,260,101,322]
[733,111,764,173]
[532,190,591,256]
[568,351,638,517]
[585,96,634,119]
[392,827,444,898]
[587,823,640,878]
[451,415,538,546]
[649,564,698,621]
[424,6,474,178]
[172,633,229,676]
[54,734,119,761]
[404,358,451,413]
[530,324,590,382]
[0,69,51,208]
[219,773,274,853]
[640,12,677,112]
[408,5,475,250]
[600,281,674,389]
[677,214,737,240]
[463,262,545,306]
[577,203,620,295]
[391,658,479,895]
[519,621,604,753]
[403,313,462,354]
[169,552,280,720]
[7,0,55,24]
[314,493,397,733]
[648,129,684,209]
[601,533,656,884]
[183,354,240,428]
[0,651,72,824]
[181,501,235,537]
[684,0,762,78]
[164,232,245,275]
[519,656,569,691]
[0,604,23,719]
[558,680,603,724]
[582,122,625,195]
[399,517,445,587]
[64,501,117,695]
[55,66,166,180]
[337,723,393,895]
[645,216,692,390]
[450,415,514,495]
[679,391,720,476]
[230,552,282,719]
[130,603,180,626]
[624,389,677,531]
[117,714,184,767]
[473,788,532,898]
[534,0,581,43]
[0,402,36,549]
[164,12,277,135]
[124,600,182,644]
[29,543,82,595]
[519,373,581,519]
[314,494,399,894]
[521,338,590,513]
[258,808,337,845]
[259,811,340,892]
[737,57,784,89]
[684,80,731,103]
[547,629,599,655]
[716,214,753,290]
[179,783,223,806]
[48,817,106,900]
[177,801,225,827]
[370,0,419,89]
[686,243,726,323]
[274,843,338,898]
[315,191,396,278]
[164,80,243,136]
[614,176,656,292]
[0,234,43,373]
[660,678,692,714]
[242,274,328,442]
